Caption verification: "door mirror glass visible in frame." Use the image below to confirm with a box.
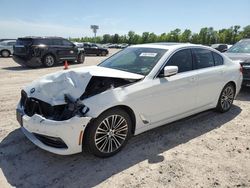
[163,66,178,77]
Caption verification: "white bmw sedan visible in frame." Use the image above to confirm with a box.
[16,43,242,157]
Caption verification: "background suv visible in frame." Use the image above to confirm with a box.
[13,37,85,68]
[224,39,250,86]
[0,40,16,57]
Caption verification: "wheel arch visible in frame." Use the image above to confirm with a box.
[0,49,11,56]
[84,105,136,137]
[42,52,57,62]
[226,81,236,94]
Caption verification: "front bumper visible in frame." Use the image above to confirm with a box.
[13,55,42,68]
[17,107,91,155]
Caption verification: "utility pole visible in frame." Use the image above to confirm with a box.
[90,25,99,43]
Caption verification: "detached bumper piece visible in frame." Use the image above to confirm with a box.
[33,133,68,149]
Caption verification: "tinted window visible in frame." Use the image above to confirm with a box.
[193,48,214,69]
[166,49,193,73]
[33,39,52,45]
[16,39,33,45]
[212,52,223,66]
[7,42,16,46]
[62,39,73,46]
[52,39,63,45]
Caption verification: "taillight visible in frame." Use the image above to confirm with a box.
[240,65,243,74]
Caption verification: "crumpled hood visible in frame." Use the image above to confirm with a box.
[23,66,144,105]
[224,52,250,63]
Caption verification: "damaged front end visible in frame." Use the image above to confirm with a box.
[20,90,89,121]
[16,66,143,155]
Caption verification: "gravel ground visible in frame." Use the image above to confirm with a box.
[0,50,249,188]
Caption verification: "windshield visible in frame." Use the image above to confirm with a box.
[227,40,250,53]
[99,47,167,75]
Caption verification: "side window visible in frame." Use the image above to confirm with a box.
[166,49,193,73]
[62,39,73,46]
[193,48,214,69]
[213,52,224,66]
[7,42,16,46]
[52,39,63,45]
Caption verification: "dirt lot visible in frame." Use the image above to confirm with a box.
[0,50,250,188]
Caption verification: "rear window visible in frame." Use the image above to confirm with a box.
[193,48,214,69]
[212,52,224,66]
[16,39,33,46]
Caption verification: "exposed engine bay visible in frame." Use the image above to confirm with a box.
[20,74,140,121]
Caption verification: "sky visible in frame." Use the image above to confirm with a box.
[0,0,250,38]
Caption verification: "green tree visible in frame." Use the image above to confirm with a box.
[242,25,250,38]
[180,29,191,42]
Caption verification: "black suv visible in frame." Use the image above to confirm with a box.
[13,37,85,68]
[82,43,109,56]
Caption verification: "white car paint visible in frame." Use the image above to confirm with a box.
[17,43,242,155]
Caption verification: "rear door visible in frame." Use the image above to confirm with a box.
[192,48,225,107]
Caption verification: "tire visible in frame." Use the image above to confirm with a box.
[42,54,56,67]
[216,83,235,113]
[77,53,85,64]
[84,108,132,157]
[1,50,10,57]
[101,51,107,56]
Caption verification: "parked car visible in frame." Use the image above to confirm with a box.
[211,43,229,52]
[0,39,16,42]
[82,43,108,56]
[0,40,16,57]
[224,39,250,86]
[13,37,85,68]
[16,43,242,157]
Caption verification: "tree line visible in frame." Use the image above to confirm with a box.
[70,25,250,45]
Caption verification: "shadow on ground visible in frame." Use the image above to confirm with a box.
[1,61,83,71]
[236,86,250,101]
[0,103,242,188]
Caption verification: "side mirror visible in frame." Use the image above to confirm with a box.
[162,66,178,77]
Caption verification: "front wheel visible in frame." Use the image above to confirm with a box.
[84,108,132,157]
[101,51,107,56]
[77,53,85,64]
[216,83,235,113]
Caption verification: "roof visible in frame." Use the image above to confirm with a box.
[18,36,64,40]
[130,42,203,50]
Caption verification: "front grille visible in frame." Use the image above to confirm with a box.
[33,133,68,148]
[20,90,64,118]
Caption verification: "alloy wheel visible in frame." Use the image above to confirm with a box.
[45,55,55,66]
[94,115,128,153]
[221,86,234,111]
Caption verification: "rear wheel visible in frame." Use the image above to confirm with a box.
[1,50,10,57]
[216,83,235,113]
[84,108,132,157]
[42,54,55,67]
